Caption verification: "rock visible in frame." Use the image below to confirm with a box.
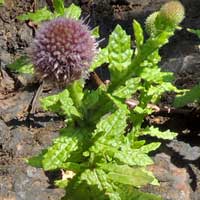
[143,153,192,200]
[18,24,33,47]
[13,168,65,200]
[0,118,65,200]
[0,91,33,122]
[167,140,200,161]
[0,120,10,145]
[16,74,36,87]
[3,126,38,157]
[0,51,12,65]
[162,57,183,73]
[180,54,200,73]
[0,176,16,200]
[0,68,15,93]
[161,53,200,74]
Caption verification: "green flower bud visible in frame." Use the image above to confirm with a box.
[159,1,185,26]
[145,11,159,36]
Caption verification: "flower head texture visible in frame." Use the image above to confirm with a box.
[31,18,97,86]
[145,11,159,36]
[159,1,185,26]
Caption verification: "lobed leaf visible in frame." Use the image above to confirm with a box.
[94,109,128,137]
[40,89,81,120]
[140,126,177,140]
[114,146,154,166]
[42,127,89,170]
[99,163,154,187]
[147,82,179,103]
[139,67,174,84]
[90,109,128,158]
[127,30,173,78]
[133,20,144,52]
[107,25,133,84]
[139,142,161,154]
[113,77,141,99]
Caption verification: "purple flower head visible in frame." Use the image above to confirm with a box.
[31,18,97,86]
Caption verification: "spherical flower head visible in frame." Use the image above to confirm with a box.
[145,11,159,36]
[159,1,185,26]
[31,18,97,87]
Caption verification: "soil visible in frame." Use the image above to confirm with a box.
[0,0,200,200]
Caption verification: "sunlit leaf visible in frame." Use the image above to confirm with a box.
[141,126,177,140]
[17,7,53,23]
[8,56,34,74]
[53,0,65,15]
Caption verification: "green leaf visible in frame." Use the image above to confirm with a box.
[113,77,141,99]
[147,82,179,103]
[17,7,53,23]
[87,100,114,125]
[106,93,129,111]
[53,0,65,15]
[94,109,127,137]
[134,106,153,115]
[174,83,200,107]
[60,162,82,172]
[90,109,128,156]
[27,150,47,168]
[139,142,161,154]
[141,126,177,140]
[118,185,162,200]
[133,20,144,51]
[90,48,109,72]
[40,89,81,120]
[139,67,174,84]
[187,28,200,39]
[66,169,117,200]
[42,127,89,170]
[0,0,4,5]
[139,31,172,62]
[8,56,34,74]
[83,87,104,110]
[114,146,154,166]
[63,3,81,19]
[92,26,100,38]
[108,25,133,84]
[68,80,84,109]
[127,31,173,78]
[55,179,69,189]
[99,164,154,187]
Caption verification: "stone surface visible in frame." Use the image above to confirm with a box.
[0,118,65,200]
[167,140,200,161]
[0,91,33,122]
[143,153,192,200]
[162,53,200,74]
